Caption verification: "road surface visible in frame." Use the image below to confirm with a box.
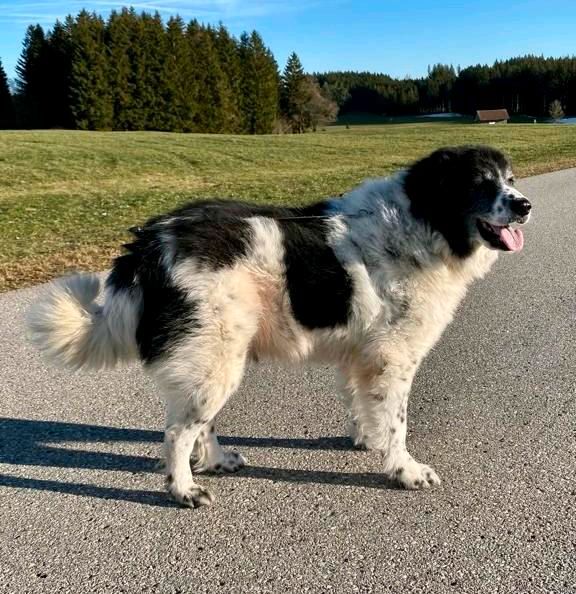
[1,169,575,593]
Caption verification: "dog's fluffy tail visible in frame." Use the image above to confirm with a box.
[27,274,140,371]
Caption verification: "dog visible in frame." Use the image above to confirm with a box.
[27,145,531,508]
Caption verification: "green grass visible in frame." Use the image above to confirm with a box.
[1,122,576,290]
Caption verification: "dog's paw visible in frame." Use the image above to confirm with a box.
[214,451,246,473]
[392,457,441,490]
[207,452,246,474]
[195,450,247,474]
[167,479,214,508]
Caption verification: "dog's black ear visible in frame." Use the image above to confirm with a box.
[403,147,459,217]
[403,147,474,257]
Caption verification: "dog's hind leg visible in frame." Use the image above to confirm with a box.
[191,422,246,474]
[162,407,213,508]
[157,356,248,508]
[151,326,253,508]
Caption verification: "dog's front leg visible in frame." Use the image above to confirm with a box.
[345,358,441,490]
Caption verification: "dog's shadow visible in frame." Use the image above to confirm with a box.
[0,418,396,508]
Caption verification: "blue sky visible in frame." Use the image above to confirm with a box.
[1,0,575,82]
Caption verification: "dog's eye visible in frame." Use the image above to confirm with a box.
[507,176,516,186]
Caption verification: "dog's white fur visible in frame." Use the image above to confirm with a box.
[27,274,140,370]
[28,150,529,507]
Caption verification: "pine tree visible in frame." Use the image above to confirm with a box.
[164,15,195,131]
[186,21,230,132]
[69,11,113,130]
[15,24,50,127]
[424,64,456,112]
[280,52,309,132]
[0,59,15,128]
[124,9,148,129]
[214,24,243,133]
[238,32,252,132]
[44,19,74,128]
[239,31,278,134]
[107,9,134,129]
[140,12,168,130]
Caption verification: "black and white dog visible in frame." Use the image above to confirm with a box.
[28,145,531,508]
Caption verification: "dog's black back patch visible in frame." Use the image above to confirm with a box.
[160,201,261,269]
[279,203,353,329]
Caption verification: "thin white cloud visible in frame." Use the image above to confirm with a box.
[0,0,326,18]
[0,0,339,32]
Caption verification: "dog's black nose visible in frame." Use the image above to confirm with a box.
[510,198,531,216]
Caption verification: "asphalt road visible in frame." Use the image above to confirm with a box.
[1,169,575,594]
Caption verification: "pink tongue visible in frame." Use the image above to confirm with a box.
[498,226,524,251]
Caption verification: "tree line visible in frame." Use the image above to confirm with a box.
[8,10,280,132]
[0,9,335,133]
[0,8,574,131]
[318,57,576,118]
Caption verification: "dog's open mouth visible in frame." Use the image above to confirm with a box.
[477,220,524,252]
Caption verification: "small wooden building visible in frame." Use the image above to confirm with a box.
[475,109,510,124]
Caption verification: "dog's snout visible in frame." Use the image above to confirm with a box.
[510,198,531,217]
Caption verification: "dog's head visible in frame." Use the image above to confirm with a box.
[403,145,531,257]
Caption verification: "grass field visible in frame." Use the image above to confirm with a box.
[1,122,576,291]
